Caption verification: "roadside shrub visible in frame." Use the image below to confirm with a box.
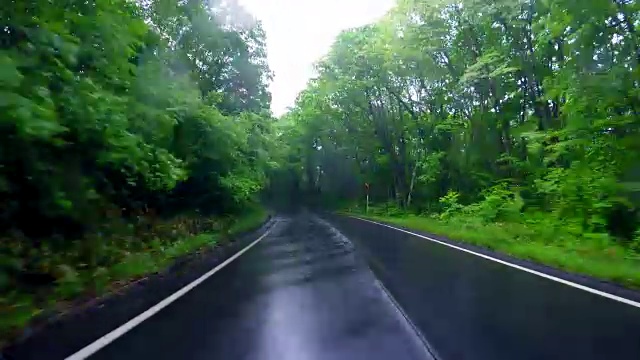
[362,203,402,216]
[383,202,404,217]
[54,265,83,300]
[91,267,111,295]
[463,184,523,223]
[438,191,463,220]
[534,163,620,232]
[110,253,158,281]
[631,230,640,253]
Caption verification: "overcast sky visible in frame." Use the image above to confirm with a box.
[238,0,395,116]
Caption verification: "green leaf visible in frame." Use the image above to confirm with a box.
[0,53,23,87]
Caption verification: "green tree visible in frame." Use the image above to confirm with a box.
[279,0,640,239]
[0,0,277,292]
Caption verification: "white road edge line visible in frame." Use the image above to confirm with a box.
[352,217,640,309]
[66,223,276,360]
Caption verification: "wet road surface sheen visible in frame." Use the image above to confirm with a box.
[90,214,433,360]
[329,215,640,360]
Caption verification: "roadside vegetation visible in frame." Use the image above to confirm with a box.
[274,0,640,288]
[0,207,268,344]
[342,204,640,289]
[1,1,276,344]
[4,0,640,346]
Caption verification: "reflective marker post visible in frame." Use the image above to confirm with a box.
[364,183,370,214]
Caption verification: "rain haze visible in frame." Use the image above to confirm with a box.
[239,0,395,116]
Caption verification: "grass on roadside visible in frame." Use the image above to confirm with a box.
[341,210,640,290]
[225,206,269,236]
[110,206,267,285]
[0,207,269,346]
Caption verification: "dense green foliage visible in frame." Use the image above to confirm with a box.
[3,0,640,343]
[1,0,275,338]
[278,0,640,266]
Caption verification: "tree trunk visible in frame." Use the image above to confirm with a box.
[406,160,419,207]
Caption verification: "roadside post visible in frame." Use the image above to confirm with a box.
[365,183,370,214]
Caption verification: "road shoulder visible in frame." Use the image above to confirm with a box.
[2,217,277,360]
[340,214,640,305]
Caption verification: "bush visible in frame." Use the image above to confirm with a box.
[438,191,463,219]
[534,163,620,232]
[53,265,83,300]
[631,230,640,252]
[463,184,523,223]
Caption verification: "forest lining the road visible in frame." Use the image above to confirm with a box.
[1,0,275,345]
[273,0,640,289]
[3,0,640,349]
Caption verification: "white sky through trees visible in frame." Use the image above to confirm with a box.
[238,0,395,116]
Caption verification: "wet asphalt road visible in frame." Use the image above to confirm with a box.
[329,215,640,360]
[88,214,433,360]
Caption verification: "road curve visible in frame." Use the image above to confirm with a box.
[84,214,433,360]
[328,215,640,360]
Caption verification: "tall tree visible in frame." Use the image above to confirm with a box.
[279,0,640,237]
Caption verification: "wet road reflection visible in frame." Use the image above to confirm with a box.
[90,214,432,360]
[329,215,640,360]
